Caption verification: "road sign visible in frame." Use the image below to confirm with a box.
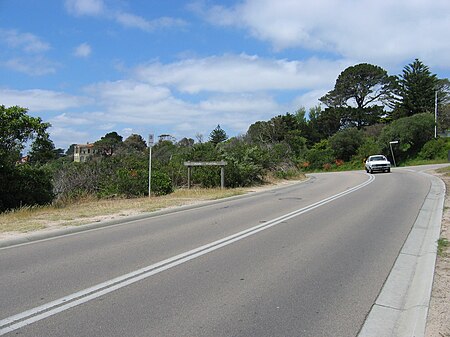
[148,134,154,147]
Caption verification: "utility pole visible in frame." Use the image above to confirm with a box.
[435,91,438,138]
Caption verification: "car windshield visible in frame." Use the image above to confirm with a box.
[370,156,386,161]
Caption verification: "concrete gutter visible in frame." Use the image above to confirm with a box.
[358,172,445,337]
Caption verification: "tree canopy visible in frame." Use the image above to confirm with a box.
[394,59,439,118]
[320,63,395,129]
[0,105,50,166]
[0,105,54,211]
[209,125,228,145]
[94,131,123,156]
[28,133,60,164]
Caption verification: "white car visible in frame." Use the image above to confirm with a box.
[365,155,391,173]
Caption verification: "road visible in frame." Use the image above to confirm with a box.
[0,168,437,336]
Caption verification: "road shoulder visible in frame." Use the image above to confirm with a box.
[358,171,445,337]
[425,170,450,337]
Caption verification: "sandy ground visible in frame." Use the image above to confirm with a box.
[425,170,450,337]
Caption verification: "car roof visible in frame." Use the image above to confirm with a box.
[368,155,387,160]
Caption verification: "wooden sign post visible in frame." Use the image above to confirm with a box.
[184,161,227,189]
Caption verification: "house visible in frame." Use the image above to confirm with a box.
[17,155,30,164]
[73,143,95,162]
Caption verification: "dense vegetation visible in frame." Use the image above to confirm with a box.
[1,59,449,212]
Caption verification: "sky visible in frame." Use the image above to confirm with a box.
[1,0,450,151]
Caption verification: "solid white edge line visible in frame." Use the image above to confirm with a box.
[0,173,374,335]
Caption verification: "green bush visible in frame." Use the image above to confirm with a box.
[355,137,382,162]
[105,168,148,197]
[379,113,435,162]
[305,140,334,169]
[221,140,268,187]
[0,164,54,211]
[329,128,365,161]
[151,170,173,196]
[418,138,450,160]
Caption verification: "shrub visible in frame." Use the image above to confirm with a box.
[355,137,382,162]
[102,167,148,198]
[418,138,450,160]
[53,161,103,202]
[0,164,54,211]
[329,128,365,161]
[151,170,173,196]
[305,140,334,169]
[220,140,267,187]
[273,167,304,179]
[379,113,435,162]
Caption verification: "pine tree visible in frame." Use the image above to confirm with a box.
[394,59,438,118]
[209,125,228,145]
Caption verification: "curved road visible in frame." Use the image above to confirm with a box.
[0,168,438,336]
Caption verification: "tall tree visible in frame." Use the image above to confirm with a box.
[0,105,49,166]
[394,59,439,118]
[320,63,395,129]
[209,125,228,145]
[123,134,147,152]
[28,134,59,164]
[94,131,123,156]
[0,105,53,211]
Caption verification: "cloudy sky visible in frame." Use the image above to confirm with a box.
[1,0,449,150]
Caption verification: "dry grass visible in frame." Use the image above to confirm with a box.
[0,174,307,236]
[0,188,246,234]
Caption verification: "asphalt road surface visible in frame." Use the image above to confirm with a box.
[0,168,435,336]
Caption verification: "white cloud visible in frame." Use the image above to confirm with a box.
[51,112,91,126]
[0,88,89,112]
[1,54,361,148]
[292,90,328,115]
[74,43,92,58]
[0,29,50,53]
[115,12,152,31]
[197,0,450,69]
[48,125,90,148]
[114,12,186,32]
[134,54,349,94]
[86,80,172,105]
[65,0,105,16]
[0,29,58,76]
[2,57,59,76]
[65,0,185,32]
[47,55,354,144]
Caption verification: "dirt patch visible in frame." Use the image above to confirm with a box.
[425,170,450,337]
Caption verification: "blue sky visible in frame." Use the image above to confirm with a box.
[1,0,450,150]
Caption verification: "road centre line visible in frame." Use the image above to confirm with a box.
[0,174,375,335]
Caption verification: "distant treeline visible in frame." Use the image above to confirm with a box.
[1,59,449,212]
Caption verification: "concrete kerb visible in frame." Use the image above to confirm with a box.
[0,177,312,249]
[358,172,445,337]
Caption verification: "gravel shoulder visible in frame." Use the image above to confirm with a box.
[425,170,450,337]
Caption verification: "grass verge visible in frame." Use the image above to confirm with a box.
[436,165,450,175]
[0,188,246,234]
[437,237,449,257]
[0,174,307,235]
